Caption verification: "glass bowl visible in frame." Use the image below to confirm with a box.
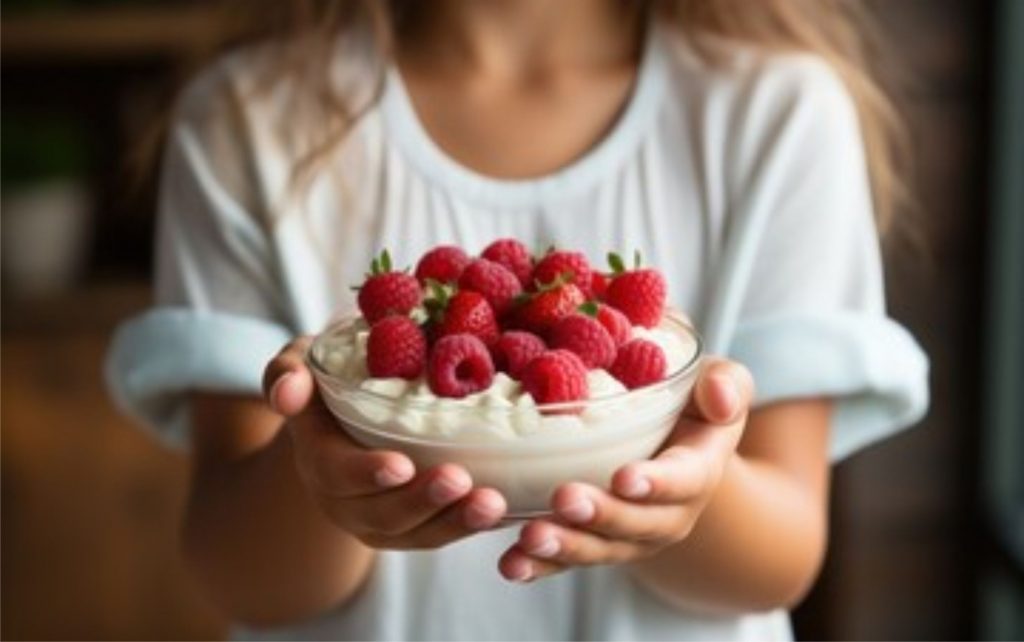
[307,313,703,517]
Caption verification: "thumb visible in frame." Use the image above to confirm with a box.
[263,336,316,416]
[684,359,754,424]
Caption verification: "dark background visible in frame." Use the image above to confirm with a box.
[2,1,1021,639]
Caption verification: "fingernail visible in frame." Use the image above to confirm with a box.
[713,373,739,416]
[508,559,533,582]
[620,475,652,499]
[465,502,500,530]
[559,497,595,524]
[374,465,413,489]
[428,476,468,505]
[269,373,293,413]
[527,537,560,558]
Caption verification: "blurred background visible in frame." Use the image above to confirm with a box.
[2,1,1022,639]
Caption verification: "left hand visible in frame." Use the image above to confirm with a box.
[498,358,754,582]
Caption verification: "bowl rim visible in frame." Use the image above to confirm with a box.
[306,310,704,414]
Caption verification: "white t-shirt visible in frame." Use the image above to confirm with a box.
[106,24,929,642]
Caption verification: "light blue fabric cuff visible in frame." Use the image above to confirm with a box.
[728,312,929,461]
[105,308,294,448]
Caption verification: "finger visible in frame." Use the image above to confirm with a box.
[682,359,754,424]
[397,488,508,549]
[291,423,417,499]
[550,483,691,543]
[499,545,565,583]
[513,519,641,570]
[610,446,712,503]
[263,337,315,416]
[333,463,475,537]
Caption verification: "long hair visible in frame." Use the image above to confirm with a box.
[158,0,910,235]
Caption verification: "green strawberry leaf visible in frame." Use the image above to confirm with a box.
[578,301,599,317]
[381,249,392,273]
[633,249,642,269]
[424,278,450,306]
[607,252,626,275]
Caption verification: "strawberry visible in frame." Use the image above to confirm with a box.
[428,334,495,398]
[513,280,586,337]
[590,272,610,300]
[520,349,589,404]
[356,250,422,324]
[457,258,523,317]
[578,301,632,347]
[532,250,593,296]
[548,313,616,369]
[481,238,533,287]
[427,286,500,347]
[366,316,427,379]
[415,245,471,285]
[609,339,667,389]
[491,330,546,379]
[604,251,666,328]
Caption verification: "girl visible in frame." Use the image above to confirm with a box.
[107,0,929,639]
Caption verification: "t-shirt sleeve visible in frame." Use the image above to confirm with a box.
[716,56,929,461]
[105,65,293,448]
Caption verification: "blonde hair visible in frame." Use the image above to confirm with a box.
[188,0,910,234]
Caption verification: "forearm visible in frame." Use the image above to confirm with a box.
[183,426,374,628]
[629,453,827,614]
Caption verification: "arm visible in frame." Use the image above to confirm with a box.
[501,360,830,614]
[183,339,509,628]
[183,394,375,628]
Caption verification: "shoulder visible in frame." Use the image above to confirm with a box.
[172,31,381,144]
[740,49,860,135]
[663,30,859,134]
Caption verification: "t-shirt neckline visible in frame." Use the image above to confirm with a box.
[379,25,668,209]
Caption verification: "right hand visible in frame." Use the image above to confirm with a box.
[262,337,508,549]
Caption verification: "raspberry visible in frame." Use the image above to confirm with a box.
[481,238,534,287]
[609,339,667,390]
[366,316,427,379]
[594,303,632,347]
[604,252,666,328]
[514,281,586,337]
[491,331,546,379]
[520,350,589,405]
[532,250,593,296]
[457,258,523,317]
[415,245,471,285]
[548,314,616,369]
[428,334,495,398]
[356,250,422,324]
[432,290,500,347]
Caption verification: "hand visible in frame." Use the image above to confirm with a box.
[498,359,754,582]
[263,337,508,549]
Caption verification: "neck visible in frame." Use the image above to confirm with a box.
[401,0,645,78]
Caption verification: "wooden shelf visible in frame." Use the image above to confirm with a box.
[1,5,231,62]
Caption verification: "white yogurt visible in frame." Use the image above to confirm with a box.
[318,322,695,442]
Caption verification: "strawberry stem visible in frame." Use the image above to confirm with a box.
[534,271,570,292]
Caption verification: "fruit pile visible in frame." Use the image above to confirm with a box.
[355,241,669,404]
